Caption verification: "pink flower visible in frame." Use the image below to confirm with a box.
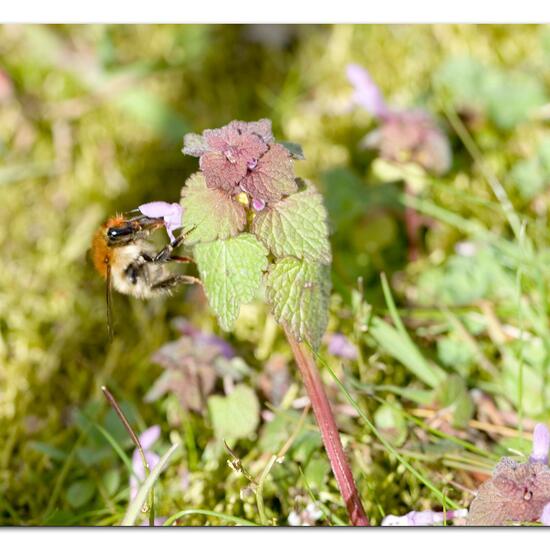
[347,64,451,175]
[129,425,161,501]
[138,201,183,243]
[346,64,390,120]
[530,423,550,465]
[327,333,358,360]
[540,502,550,525]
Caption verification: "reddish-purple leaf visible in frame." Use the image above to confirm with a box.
[182,133,210,157]
[232,118,274,144]
[467,458,550,526]
[200,127,267,192]
[240,143,297,202]
[199,150,248,193]
[362,110,451,175]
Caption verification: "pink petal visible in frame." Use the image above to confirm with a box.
[540,502,550,525]
[530,423,550,464]
[346,64,390,119]
[138,202,175,219]
[139,425,161,450]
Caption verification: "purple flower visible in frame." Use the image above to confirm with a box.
[327,333,358,360]
[346,64,390,120]
[138,201,183,243]
[530,423,550,465]
[382,509,468,526]
[130,425,161,501]
[251,198,266,212]
[173,318,235,359]
[540,502,550,525]
[346,64,451,176]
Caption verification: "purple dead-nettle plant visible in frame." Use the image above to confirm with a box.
[346,64,451,176]
[145,319,235,413]
[347,64,451,262]
[180,119,368,526]
[467,423,550,526]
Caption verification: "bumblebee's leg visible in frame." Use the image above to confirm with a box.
[152,234,187,263]
[151,274,201,292]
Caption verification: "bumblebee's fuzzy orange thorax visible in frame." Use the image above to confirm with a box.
[91,225,111,278]
[92,216,125,278]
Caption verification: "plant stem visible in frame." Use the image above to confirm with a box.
[284,328,368,526]
[101,386,155,526]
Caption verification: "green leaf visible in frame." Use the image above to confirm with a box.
[66,480,95,509]
[122,443,180,526]
[194,234,268,331]
[28,442,67,462]
[369,316,446,389]
[374,402,408,447]
[265,257,331,350]
[279,141,305,160]
[102,469,121,497]
[208,385,260,441]
[181,173,246,244]
[252,184,331,264]
[435,375,474,428]
[304,456,330,490]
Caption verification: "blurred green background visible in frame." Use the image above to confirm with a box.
[2,24,550,526]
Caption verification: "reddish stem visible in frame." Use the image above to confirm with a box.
[284,328,369,526]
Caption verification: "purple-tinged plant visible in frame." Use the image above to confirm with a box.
[381,508,468,526]
[346,63,451,176]
[138,201,183,243]
[327,332,358,360]
[179,119,368,526]
[467,457,550,526]
[130,426,161,500]
[182,119,299,202]
[144,323,236,413]
[540,502,550,525]
[530,423,550,465]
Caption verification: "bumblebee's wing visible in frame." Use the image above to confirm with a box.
[106,264,114,341]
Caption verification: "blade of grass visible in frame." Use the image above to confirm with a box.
[121,442,179,526]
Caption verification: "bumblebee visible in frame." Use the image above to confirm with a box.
[91,212,197,336]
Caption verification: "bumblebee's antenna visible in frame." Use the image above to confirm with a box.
[106,264,114,341]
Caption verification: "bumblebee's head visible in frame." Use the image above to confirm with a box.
[106,223,137,245]
[104,214,163,246]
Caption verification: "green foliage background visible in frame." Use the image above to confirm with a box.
[2,24,550,526]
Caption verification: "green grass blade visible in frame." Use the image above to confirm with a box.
[369,317,446,389]
[93,422,134,477]
[121,443,179,526]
